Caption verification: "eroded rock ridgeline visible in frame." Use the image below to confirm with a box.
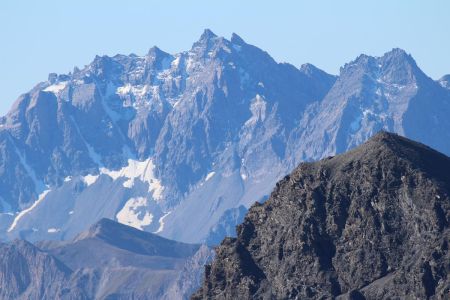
[193,132,450,299]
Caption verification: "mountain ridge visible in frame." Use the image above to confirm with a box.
[1,218,213,299]
[0,30,449,249]
[193,131,450,299]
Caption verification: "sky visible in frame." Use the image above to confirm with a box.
[1,0,449,115]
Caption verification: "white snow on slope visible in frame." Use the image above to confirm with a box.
[8,189,51,232]
[245,94,267,126]
[116,197,153,230]
[83,174,99,187]
[47,228,60,233]
[100,158,164,200]
[205,172,215,181]
[116,84,149,98]
[154,211,171,234]
[43,82,68,94]
[7,137,50,232]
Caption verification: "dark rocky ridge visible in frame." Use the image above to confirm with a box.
[193,132,450,299]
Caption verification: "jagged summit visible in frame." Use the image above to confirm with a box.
[194,132,450,299]
[341,48,419,77]
[199,28,218,41]
[313,131,450,181]
[147,45,170,57]
[230,32,246,45]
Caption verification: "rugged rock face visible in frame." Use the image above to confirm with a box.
[0,219,213,299]
[290,49,450,163]
[193,132,450,299]
[1,30,450,248]
[0,29,335,243]
[0,240,74,299]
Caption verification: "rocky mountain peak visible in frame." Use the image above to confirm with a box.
[199,28,218,42]
[335,131,450,179]
[74,218,200,258]
[340,48,419,80]
[381,47,415,64]
[147,45,172,60]
[230,32,246,45]
[191,29,220,50]
[194,132,450,299]
[76,217,152,241]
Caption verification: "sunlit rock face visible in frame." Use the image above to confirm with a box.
[1,30,450,246]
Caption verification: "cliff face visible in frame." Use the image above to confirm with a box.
[193,132,450,299]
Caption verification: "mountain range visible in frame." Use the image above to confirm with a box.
[0,29,449,249]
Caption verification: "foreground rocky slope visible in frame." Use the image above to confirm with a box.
[0,219,213,299]
[193,132,450,299]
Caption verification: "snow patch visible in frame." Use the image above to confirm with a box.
[171,55,181,69]
[8,189,51,232]
[83,174,99,187]
[154,211,171,234]
[7,138,50,232]
[116,84,149,98]
[43,81,68,94]
[245,94,267,126]
[116,197,153,230]
[205,172,215,181]
[100,158,164,200]
[47,228,60,233]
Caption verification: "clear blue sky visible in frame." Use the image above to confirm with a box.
[1,0,449,115]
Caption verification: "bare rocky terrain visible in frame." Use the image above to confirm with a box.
[193,132,450,299]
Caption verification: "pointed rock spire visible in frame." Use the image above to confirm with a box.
[230,32,245,45]
[199,29,217,42]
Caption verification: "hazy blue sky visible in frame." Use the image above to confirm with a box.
[1,0,449,115]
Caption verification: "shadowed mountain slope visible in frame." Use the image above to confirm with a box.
[193,132,450,299]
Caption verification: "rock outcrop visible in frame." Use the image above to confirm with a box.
[193,132,450,299]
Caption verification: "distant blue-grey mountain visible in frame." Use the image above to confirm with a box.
[0,29,449,247]
[0,219,212,299]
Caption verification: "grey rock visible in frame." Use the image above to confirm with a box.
[0,29,335,244]
[1,32,450,252]
[0,219,211,299]
[193,132,450,299]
